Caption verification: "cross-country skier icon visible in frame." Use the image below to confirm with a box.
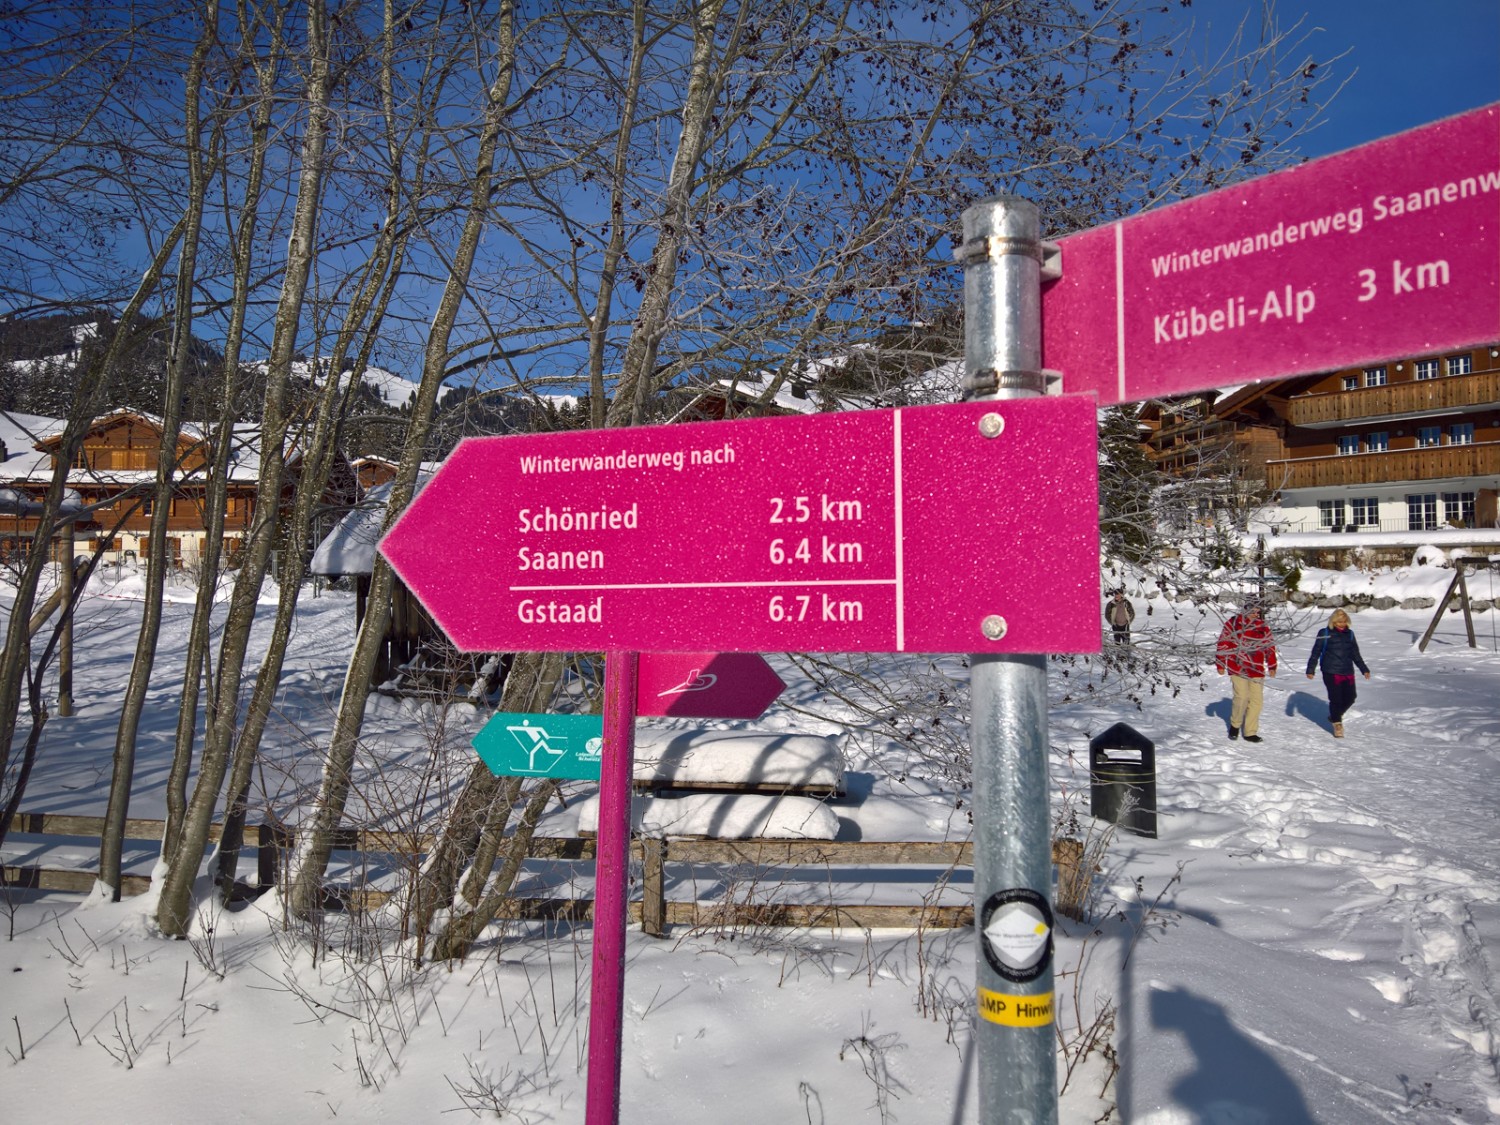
[505,719,567,775]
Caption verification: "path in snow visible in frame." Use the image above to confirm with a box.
[1103,614,1500,1123]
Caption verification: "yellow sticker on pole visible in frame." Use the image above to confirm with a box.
[977,985,1054,1027]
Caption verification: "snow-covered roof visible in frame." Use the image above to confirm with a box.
[1258,527,1500,551]
[31,408,212,447]
[0,412,271,487]
[311,471,434,575]
[0,411,62,481]
[701,353,965,418]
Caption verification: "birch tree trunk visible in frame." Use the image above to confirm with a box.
[585,0,649,430]
[162,3,285,861]
[604,0,729,428]
[417,651,563,959]
[424,1,735,960]
[212,0,441,893]
[214,221,410,895]
[285,0,521,922]
[98,9,217,899]
[0,221,185,847]
[156,0,334,937]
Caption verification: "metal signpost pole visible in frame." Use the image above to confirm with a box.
[961,195,1058,1123]
[585,650,638,1125]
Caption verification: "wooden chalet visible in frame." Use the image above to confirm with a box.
[0,409,357,568]
[1138,344,1500,539]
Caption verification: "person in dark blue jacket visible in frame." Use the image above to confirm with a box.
[1305,609,1371,738]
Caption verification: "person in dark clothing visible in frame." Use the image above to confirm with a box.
[1305,609,1371,739]
[1104,590,1135,644]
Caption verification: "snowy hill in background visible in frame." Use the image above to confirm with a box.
[356,367,577,414]
[353,364,444,409]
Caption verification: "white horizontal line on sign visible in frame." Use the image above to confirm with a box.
[509,578,900,592]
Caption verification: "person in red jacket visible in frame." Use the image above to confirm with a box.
[1215,601,1278,742]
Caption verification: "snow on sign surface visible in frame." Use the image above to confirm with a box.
[378,395,1100,655]
[1045,103,1500,405]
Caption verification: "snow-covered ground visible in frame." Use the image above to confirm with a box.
[2,559,1498,1123]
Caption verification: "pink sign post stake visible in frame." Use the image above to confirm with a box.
[585,650,637,1125]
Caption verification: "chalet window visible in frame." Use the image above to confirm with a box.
[1341,375,1358,391]
[1443,491,1476,526]
[109,450,148,470]
[1337,435,1359,455]
[1407,493,1438,530]
[1450,422,1474,445]
[1414,359,1440,380]
[1367,431,1389,452]
[1350,497,1380,527]
[1363,366,1387,387]
[1446,354,1472,376]
[1417,426,1442,448]
[1318,499,1346,529]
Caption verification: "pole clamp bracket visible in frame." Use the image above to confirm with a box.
[956,237,1061,282]
[964,368,1063,397]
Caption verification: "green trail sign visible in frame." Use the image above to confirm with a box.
[472,712,605,781]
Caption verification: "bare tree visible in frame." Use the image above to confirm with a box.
[155,0,340,936]
[285,0,542,921]
[98,5,220,899]
[0,0,1339,942]
[274,0,1336,957]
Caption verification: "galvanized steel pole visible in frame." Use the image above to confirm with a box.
[960,195,1058,1124]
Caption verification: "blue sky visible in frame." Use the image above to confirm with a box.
[1200,0,1499,159]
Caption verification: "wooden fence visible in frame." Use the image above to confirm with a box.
[2,812,976,932]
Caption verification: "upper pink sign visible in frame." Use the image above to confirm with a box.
[1043,103,1500,405]
[378,397,1099,655]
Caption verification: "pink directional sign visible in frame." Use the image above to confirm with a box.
[636,652,786,719]
[378,396,1099,655]
[1044,103,1500,405]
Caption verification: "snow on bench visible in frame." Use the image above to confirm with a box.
[574,730,846,842]
[575,791,840,841]
[631,730,845,797]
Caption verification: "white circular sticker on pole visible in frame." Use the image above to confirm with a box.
[979,889,1053,983]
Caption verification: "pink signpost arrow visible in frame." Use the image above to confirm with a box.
[1043,103,1500,406]
[378,395,1099,656]
[635,652,786,719]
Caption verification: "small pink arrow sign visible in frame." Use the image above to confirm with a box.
[635,652,786,719]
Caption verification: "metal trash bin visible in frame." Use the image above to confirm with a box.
[1089,722,1157,839]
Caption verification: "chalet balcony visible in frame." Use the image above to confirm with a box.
[1288,369,1500,427]
[1266,441,1500,490]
